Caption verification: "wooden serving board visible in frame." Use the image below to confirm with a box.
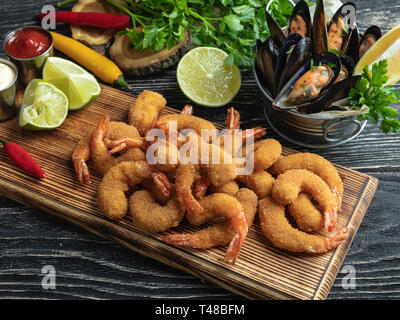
[0,84,378,300]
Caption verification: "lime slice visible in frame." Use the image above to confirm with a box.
[354,23,400,85]
[19,79,68,130]
[43,57,100,110]
[177,47,241,107]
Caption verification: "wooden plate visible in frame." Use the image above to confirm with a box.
[0,84,378,300]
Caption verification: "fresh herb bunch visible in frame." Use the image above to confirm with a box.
[349,60,400,133]
[104,0,295,69]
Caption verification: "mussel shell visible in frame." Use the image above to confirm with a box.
[312,0,328,54]
[305,75,362,113]
[327,2,357,55]
[345,25,360,64]
[273,33,303,97]
[265,9,286,48]
[256,38,279,96]
[359,25,382,58]
[340,55,355,76]
[288,0,312,38]
[277,37,313,94]
[272,52,342,110]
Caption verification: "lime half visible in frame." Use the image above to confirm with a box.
[177,47,241,107]
[19,79,69,130]
[43,57,101,110]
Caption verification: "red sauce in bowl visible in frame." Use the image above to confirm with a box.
[5,27,52,59]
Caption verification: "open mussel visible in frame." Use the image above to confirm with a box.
[288,0,312,38]
[274,33,303,96]
[277,37,312,94]
[327,2,356,56]
[273,52,341,110]
[359,25,382,59]
[255,0,382,116]
[306,75,362,113]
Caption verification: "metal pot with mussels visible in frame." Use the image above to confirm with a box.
[254,0,382,148]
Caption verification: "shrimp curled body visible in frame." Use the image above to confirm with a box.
[269,153,344,206]
[272,169,338,232]
[97,161,169,220]
[258,197,348,254]
[163,192,250,265]
[72,119,145,184]
[272,169,339,232]
[130,190,184,232]
[128,90,167,136]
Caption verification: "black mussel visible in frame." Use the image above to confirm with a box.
[277,37,313,93]
[312,0,328,54]
[334,55,355,84]
[273,33,303,97]
[288,0,312,38]
[256,38,279,96]
[345,25,360,64]
[359,25,382,59]
[265,9,286,48]
[273,52,342,110]
[327,2,357,56]
[306,75,362,113]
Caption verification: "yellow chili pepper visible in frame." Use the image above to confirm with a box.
[50,31,130,89]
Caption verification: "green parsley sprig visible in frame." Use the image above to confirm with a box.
[349,60,400,133]
[102,0,297,69]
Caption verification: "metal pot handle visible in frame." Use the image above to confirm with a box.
[323,119,362,143]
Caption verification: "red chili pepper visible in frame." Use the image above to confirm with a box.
[35,11,130,30]
[0,140,46,179]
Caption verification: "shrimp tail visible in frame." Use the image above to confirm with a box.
[310,227,349,253]
[324,206,338,232]
[193,175,211,200]
[226,107,240,130]
[151,170,172,198]
[108,137,145,155]
[224,211,248,265]
[72,158,91,184]
[325,227,349,250]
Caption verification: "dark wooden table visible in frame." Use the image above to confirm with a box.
[0,0,399,300]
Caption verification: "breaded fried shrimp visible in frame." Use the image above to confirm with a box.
[209,181,240,197]
[130,190,184,232]
[91,115,145,176]
[244,139,282,172]
[269,153,343,206]
[72,118,145,184]
[128,90,167,136]
[258,197,348,253]
[97,161,171,220]
[237,170,275,199]
[163,192,250,265]
[272,169,338,232]
[164,189,257,256]
[175,163,204,216]
[156,113,217,140]
[288,193,324,232]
